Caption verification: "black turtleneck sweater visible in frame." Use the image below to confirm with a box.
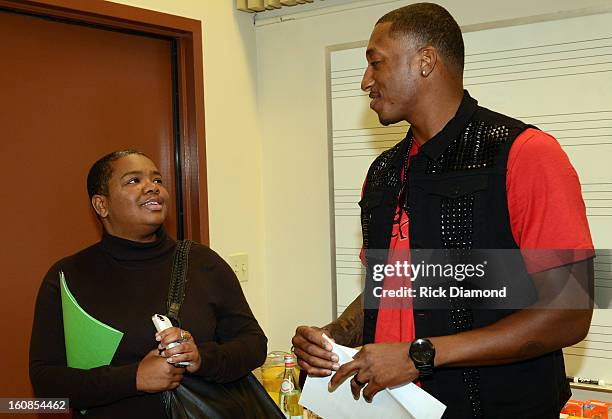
[29,230,267,418]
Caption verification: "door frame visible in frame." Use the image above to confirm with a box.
[0,0,209,244]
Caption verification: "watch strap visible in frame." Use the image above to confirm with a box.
[416,364,434,377]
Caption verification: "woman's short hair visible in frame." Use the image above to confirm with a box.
[86,150,147,199]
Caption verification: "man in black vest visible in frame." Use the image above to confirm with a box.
[292,3,594,418]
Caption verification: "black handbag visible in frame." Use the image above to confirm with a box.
[161,240,285,419]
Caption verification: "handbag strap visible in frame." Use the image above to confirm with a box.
[166,239,193,325]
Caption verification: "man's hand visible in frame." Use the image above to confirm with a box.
[329,342,417,403]
[292,326,339,377]
[157,327,202,374]
[136,349,185,392]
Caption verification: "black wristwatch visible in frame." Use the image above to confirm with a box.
[409,338,435,377]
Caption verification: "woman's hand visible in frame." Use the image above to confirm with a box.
[157,327,202,374]
[136,349,185,392]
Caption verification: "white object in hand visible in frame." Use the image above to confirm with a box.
[300,339,446,419]
[151,314,190,367]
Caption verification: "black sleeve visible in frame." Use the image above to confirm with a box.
[29,264,140,410]
[191,250,268,383]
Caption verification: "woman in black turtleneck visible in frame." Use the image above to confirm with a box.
[29,150,267,418]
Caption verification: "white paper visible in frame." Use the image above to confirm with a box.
[299,342,446,419]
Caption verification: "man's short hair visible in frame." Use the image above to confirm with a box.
[86,149,147,199]
[377,3,464,74]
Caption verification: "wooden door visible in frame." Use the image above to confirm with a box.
[0,4,203,416]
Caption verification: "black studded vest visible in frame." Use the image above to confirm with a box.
[359,92,570,418]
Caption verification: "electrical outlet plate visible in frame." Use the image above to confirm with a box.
[228,253,249,282]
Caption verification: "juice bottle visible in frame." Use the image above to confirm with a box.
[279,354,304,419]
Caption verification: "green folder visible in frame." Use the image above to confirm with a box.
[60,271,124,369]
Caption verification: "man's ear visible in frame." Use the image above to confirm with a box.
[419,46,438,77]
[91,194,109,219]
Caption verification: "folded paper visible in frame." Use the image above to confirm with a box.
[60,271,123,369]
[300,341,446,419]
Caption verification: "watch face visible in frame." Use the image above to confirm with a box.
[410,339,435,364]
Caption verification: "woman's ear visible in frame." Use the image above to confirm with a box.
[91,194,109,219]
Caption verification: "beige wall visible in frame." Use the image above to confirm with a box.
[109,0,270,336]
[255,0,612,351]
